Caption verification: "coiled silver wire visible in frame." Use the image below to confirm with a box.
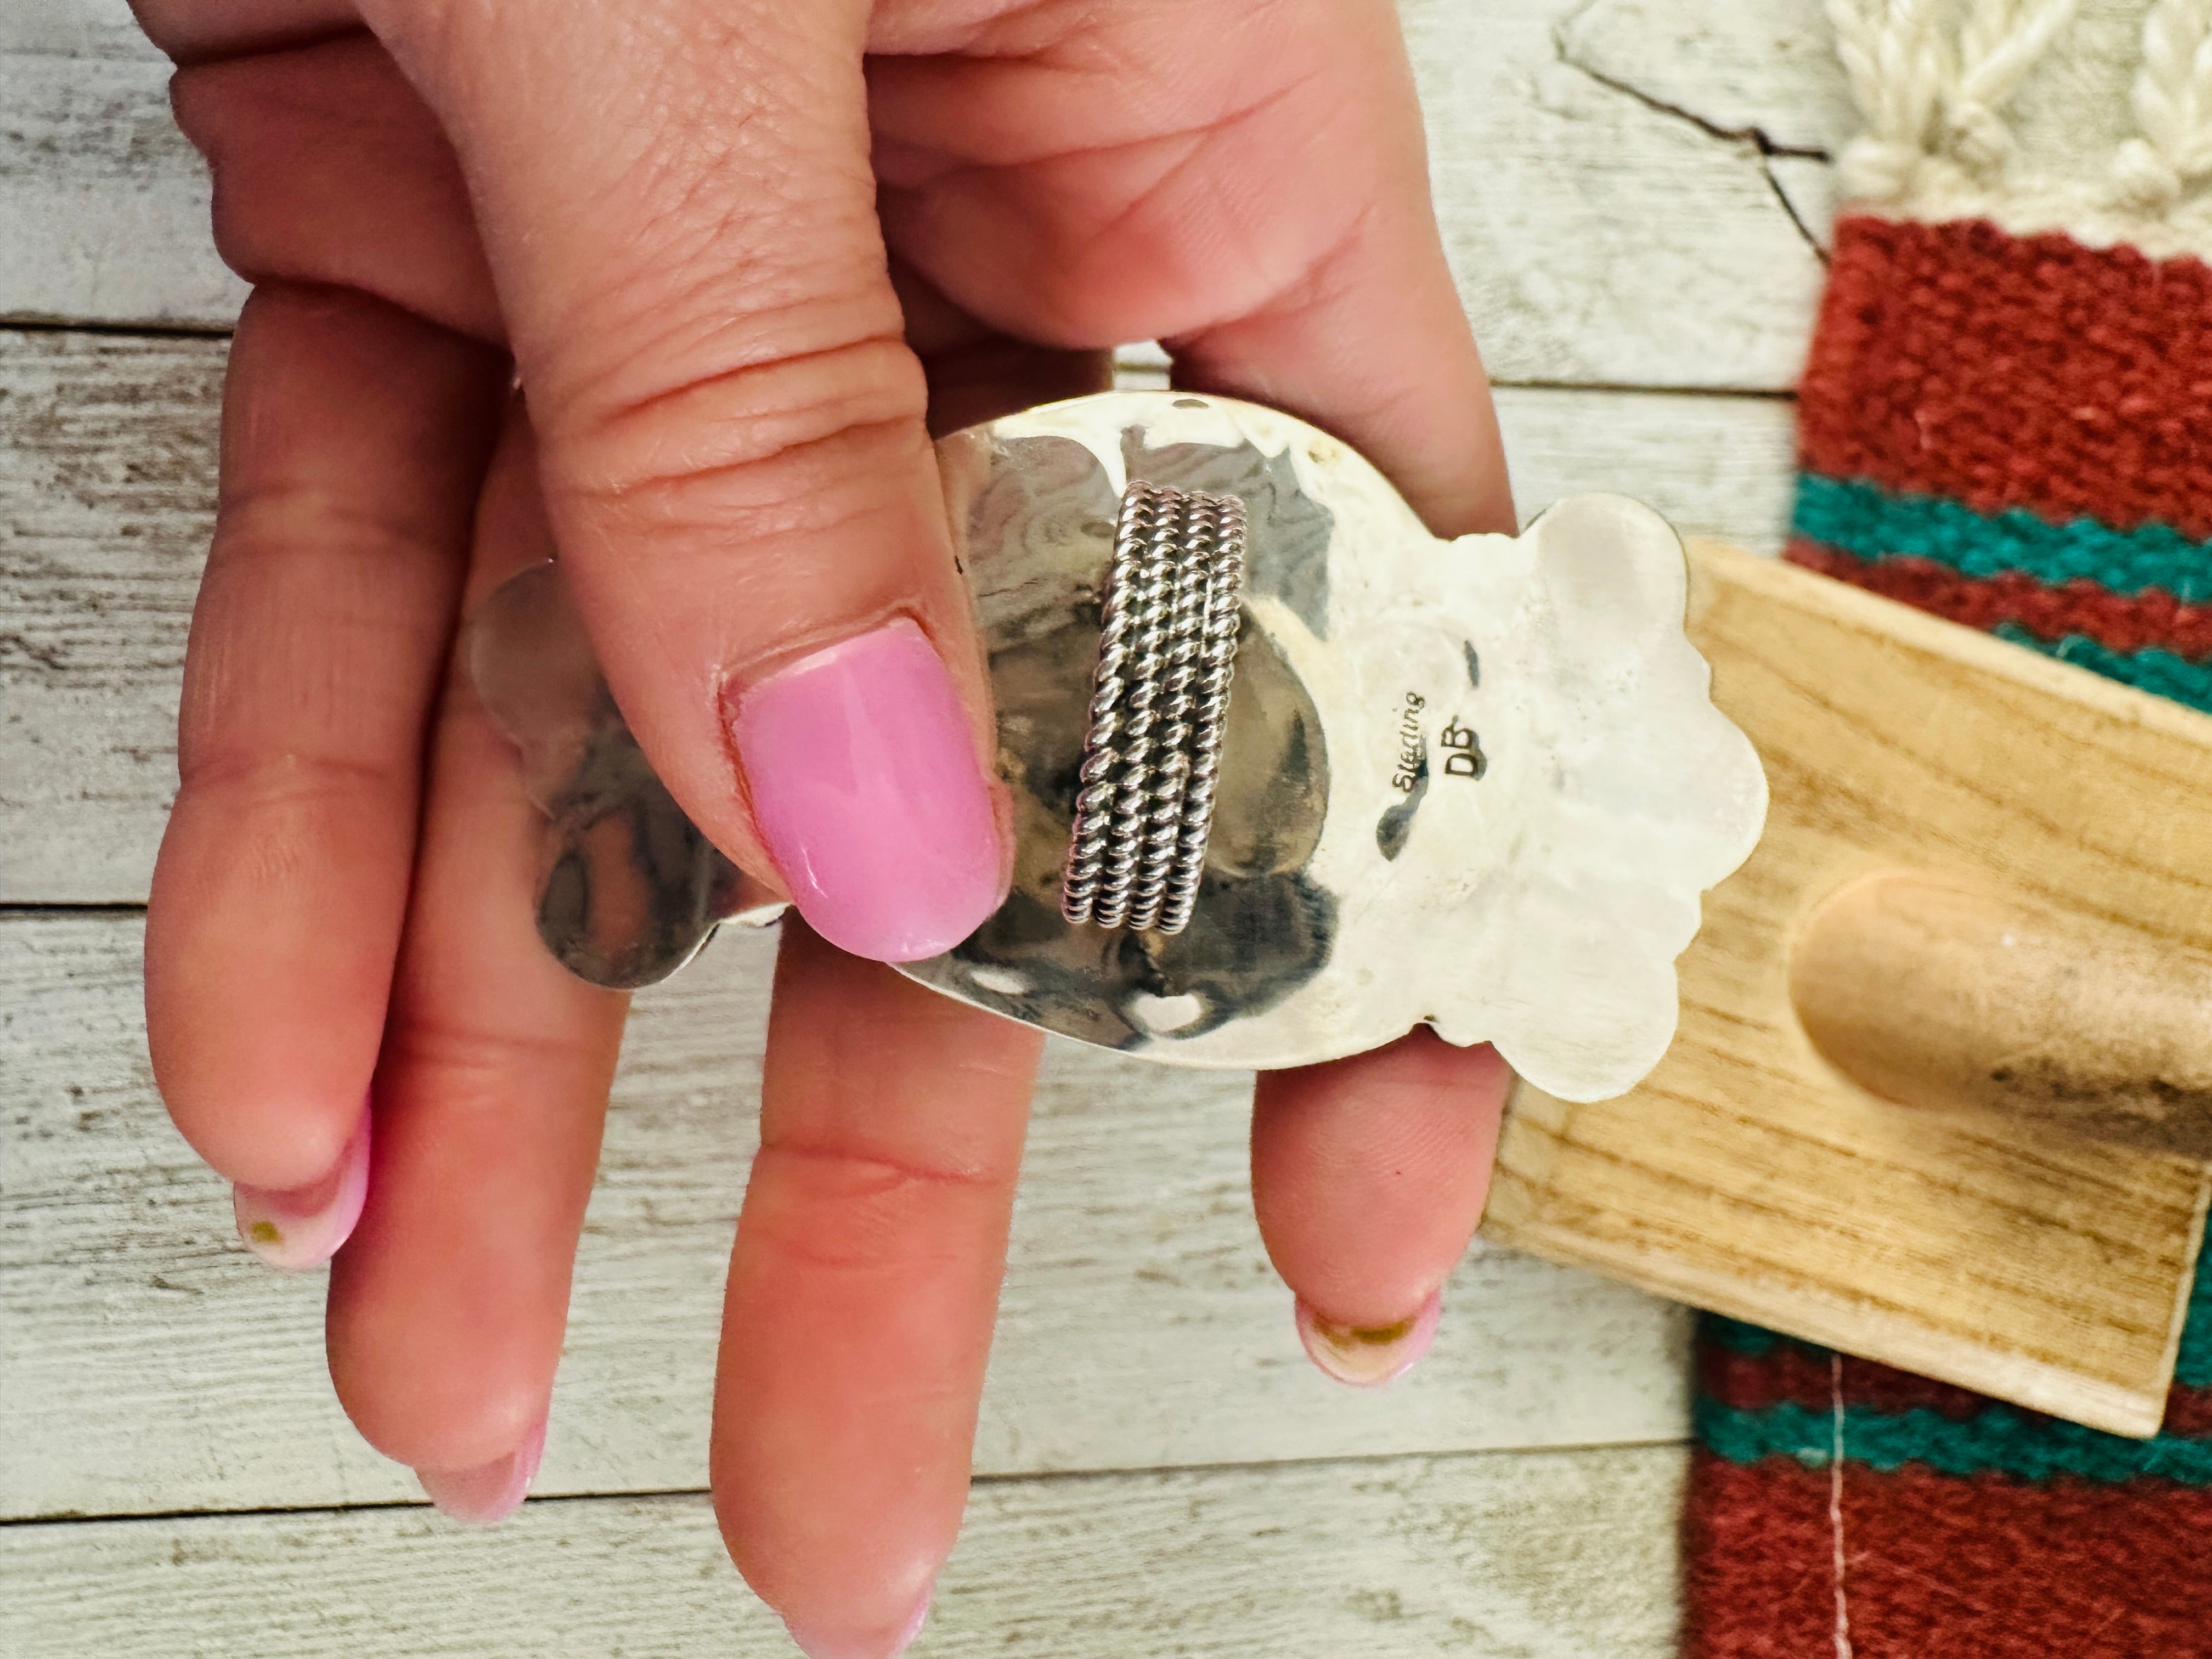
[1061,481,1248,934]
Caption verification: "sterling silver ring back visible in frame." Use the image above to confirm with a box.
[1059,481,1249,934]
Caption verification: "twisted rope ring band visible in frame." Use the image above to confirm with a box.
[1061,481,1249,934]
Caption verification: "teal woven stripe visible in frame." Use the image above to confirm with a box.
[1992,624,2212,716]
[1792,473,2212,602]
[1696,1397,2212,1483]
[2181,1256,2212,1390]
[1700,1315,1780,1357]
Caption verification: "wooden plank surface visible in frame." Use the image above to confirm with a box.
[0,330,212,904]
[2,0,1836,390]
[0,44,249,329]
[0,1444,1687,1659]
[1485,544,2212,1437]
[1555,0,1857,155]
[1409,0,1833,391]
[2,911,1691,1520]
[0,326,1797,906]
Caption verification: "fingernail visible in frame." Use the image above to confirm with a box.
[232,1105,371,1271]
[785,1583,934,1659]
[729,618,1002,962]
[415,1414,548,1527]
[1294,1289,1443,1388]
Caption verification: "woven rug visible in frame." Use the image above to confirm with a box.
[1685,1282,2212,1653]
[1680,3,2212,1652]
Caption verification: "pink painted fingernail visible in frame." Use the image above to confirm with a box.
[415,1414,548,1527]
[232,1106,371,1271]
[729,619,1002,962]
[785,1582,934,1659]
[1294,1289,1443,1389]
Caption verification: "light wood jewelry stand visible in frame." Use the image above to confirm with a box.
[1482,540,2212,1438]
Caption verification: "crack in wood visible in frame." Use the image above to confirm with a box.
[1550,3,1833,263]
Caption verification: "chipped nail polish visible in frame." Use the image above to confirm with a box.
[416,1414,548,1527]
[1294,1289,1443,1389]
[232,1105,371,1271]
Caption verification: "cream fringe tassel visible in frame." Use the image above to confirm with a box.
[1825,0,2212,253]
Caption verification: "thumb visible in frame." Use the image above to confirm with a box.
[364,0,1005,961]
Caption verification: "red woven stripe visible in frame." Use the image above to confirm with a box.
[1842,1464,2212,1655]
[1683,1452,1837,1659]
[1799,217,2212,540]
[1700,1341,2000,1421]
[2165,1387,2212,1437]
[1789,538,2212,656]
[1685,1452,2212,1657]
[1700,1338,2212,1436]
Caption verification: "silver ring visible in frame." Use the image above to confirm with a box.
[1061,481,1248,934]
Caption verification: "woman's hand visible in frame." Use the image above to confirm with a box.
[135,1,1517,1652]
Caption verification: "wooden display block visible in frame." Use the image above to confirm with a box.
[1482,541,2212,1438]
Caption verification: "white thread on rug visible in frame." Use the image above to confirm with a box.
[1830,1350,1855,1659]
[2114,0,2212,210]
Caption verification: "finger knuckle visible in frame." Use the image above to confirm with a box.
[379,1015,606,1103]
[556,331,933,541]
[748,1141,998,1276]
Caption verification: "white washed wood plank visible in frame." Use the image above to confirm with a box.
[0,328,1797,905]
[0,48,247,329]
[1403,0,1829,390]
[1555,0,1857,160]
[0,912,1691,1520]
[1430,0,1833,382]
[1,0,1832,390]
[0,1445,1686,1659]
[1496,385,1797,552]
[3,0,163,60]
[0,331,213,904]
[1551,0,1856,256]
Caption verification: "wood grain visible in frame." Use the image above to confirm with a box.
[0,29,248,329]
[0,1444,1686,1659]
[1555,0,1856,157]
[0,327,1797,906]
[1405,0,1832,391]
[0,329,213,905]
[1,912,1690,1520]
[1,0,1834,390]
[1484,542,2212,1438]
